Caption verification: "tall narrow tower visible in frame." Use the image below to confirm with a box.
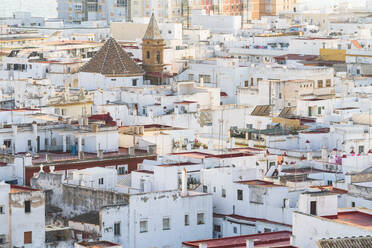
[142,13,165,84]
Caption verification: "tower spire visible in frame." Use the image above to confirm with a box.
[143,13,163,40]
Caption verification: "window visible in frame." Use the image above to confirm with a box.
[326,79,331,87]
[202,185,208,193]
[188,74,194,81]
[4,140,11,148]
[45,138,49,147]
[213,186,216,193]
[233,226,237,233]
[132,79,138,86]
[28,140,32,150]
[114,222,121,236]
[199,74,211,83]
[310,201,317,215]
[24,231,32,244]
[118,166,127,175]
[0,206,3,214]
[214,224,221,232]
[98,178,104,185]
[117,0,127,7]
[235,188,243,200]
[140,220,148,233]
[156,51,161,64]
[317,80,323,88]
[318,107,322,115]
[61,109,66,116]
[163,217,170,230]
[359,146,364,154]
[25,200,31,213]
[146,51,150,59]
[55,108,60,115]
[327,180,332,186]
[221,188,226,198]
[244,80,249,87]
[184,214,189,226]
[357,69,360,75]
[264,228,271,233]
[197,213,205,225]
[352,201,356,207]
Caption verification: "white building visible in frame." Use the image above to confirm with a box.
[0,182,45,247]
[78,38,144,90]
[100,168,213,248]
[292,190,372,247]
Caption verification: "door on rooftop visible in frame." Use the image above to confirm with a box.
[308,107,312,117]
[310,201,317,215]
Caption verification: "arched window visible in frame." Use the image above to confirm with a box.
[156,51,161,64]
[146,51,150,59]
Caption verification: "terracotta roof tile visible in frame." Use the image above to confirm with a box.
[80,38,143,76]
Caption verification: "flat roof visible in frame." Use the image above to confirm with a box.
[323,211,372,230]
[182,231,294,248]
[171,152,255,159]
[158,162,199,167]
[134,170,154,174]
[214,213,292,227]
[235,180,284,188]
[10,185,39,193]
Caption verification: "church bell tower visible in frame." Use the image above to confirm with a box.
[142,13,165,84]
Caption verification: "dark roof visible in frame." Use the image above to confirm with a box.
[89,113,116,126]
[70,211,99,225]
[143,13,163,40]
[279,107,296,118]
[317,236,372,248]
[80,38,144,76]
[251,105,272,116]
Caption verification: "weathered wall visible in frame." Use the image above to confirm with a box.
[61,184,129,217]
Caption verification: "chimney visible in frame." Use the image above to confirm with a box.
[181,168,188,196]
[246,239,255,248]
[200,77,204,87]
[199,243,207,248]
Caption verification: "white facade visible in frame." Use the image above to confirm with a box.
[0,183,45,247]
[101,191,213,248]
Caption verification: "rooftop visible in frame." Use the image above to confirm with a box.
[235,180,284,188]
[80,38,143,76]
[182,231,295,248]
[10,185,39,193]
[323,210,372,230]
[214,213,292,227]
[317,236,372,248]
